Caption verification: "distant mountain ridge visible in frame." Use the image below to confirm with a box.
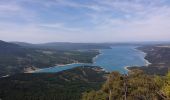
[12,41,111,50]
[0,40,101,77]
[0,40,29,56]
[12,41,170,51]
[0,40,22,51]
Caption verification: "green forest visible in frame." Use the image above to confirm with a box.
[0,66,107,100]
[1,67,170,100]
[0,40,100,76]
[82,69,170,100]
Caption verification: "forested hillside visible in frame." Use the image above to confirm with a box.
[82,69,170,100]
[128,46,170,75]
[1,66,170,100]
[0,66,108,100]
[0,40,100,76]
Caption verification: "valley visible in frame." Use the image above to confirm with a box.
[0,40,170,100]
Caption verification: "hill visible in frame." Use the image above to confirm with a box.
[0,40,100,77]
[0,40,33,76]
[128,45,170,75]
[13,42,111,50]
[1,67,170,100]
[0,40,28,56]
[0,66,108,100]
[82,69,170,100]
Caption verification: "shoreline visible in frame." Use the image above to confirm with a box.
[124,47,152,72]
[92,46,112,64]
[0,75,10,79]
[30,49,104,73]
[92,49,103,64]
[26,46,151,74]
[134,47,152,66]
[124,66,130,72]
[24,49,102,73]
[24,66,40,73]
[25,63,86,73]
[55,63,85,67]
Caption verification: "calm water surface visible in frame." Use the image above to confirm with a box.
[36,46,147,73]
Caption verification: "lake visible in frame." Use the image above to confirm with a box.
[35,46,147,73]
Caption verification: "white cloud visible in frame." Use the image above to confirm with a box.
[0,0,170,43]
[40,23,82,32]
[0,4,20,12]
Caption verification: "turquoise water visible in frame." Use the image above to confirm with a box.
[93,46,146,73]
[35,63,91,73]
[35,46,146,73]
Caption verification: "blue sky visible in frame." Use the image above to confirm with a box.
[0,0,170,43]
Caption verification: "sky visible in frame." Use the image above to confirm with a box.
[0,0,170,43]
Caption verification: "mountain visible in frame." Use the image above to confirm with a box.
[13,41,170,51]
[11,42,35,48]
[0,40,33,76]
[0,66,108,100]
[0,40,100,77]
[12,42,111,50]
[0,40,28,56]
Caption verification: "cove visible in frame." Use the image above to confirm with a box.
[35,46,147,73]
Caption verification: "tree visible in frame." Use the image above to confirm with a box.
[82,70,163,100]
[162,72,170,98]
